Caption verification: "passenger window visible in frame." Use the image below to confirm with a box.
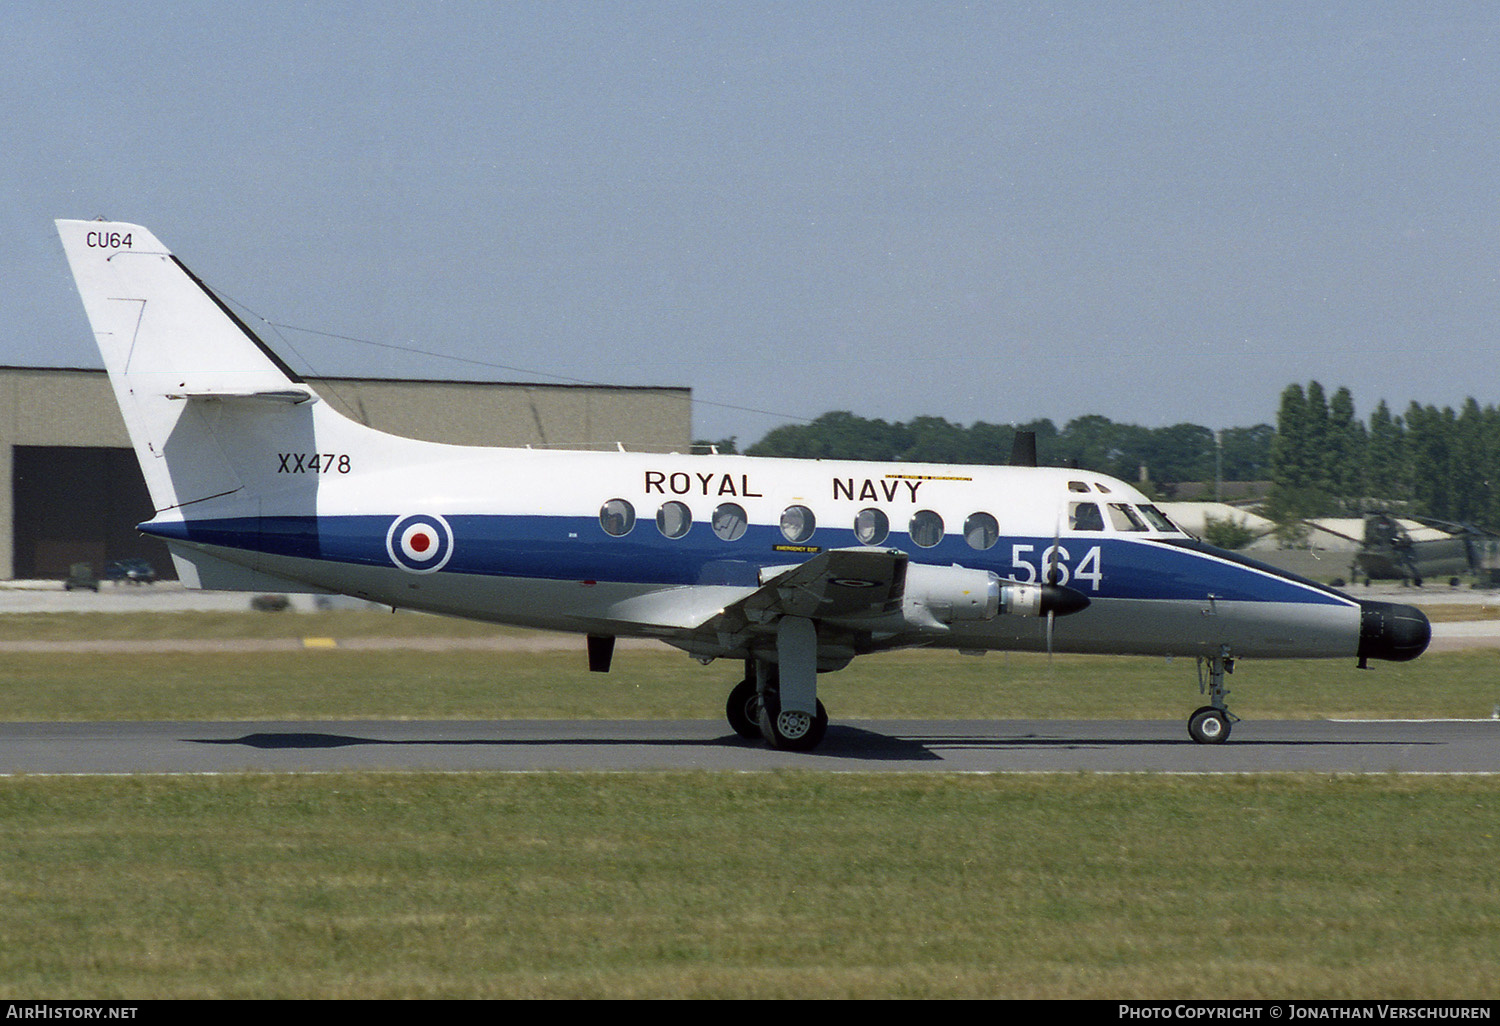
[854,507,889,545]
[1107,503,1148,532]
[1138,504,1181,533]
[780,505,815,543]
[964,512,999,550]
[600,498,635,537]
[712,502,748,541]
[1070,502,1104,531]
[909,509,944,548]
[656,500,692,539]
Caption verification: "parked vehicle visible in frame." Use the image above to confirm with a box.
[64,562,98,592]
[104,559,157,584]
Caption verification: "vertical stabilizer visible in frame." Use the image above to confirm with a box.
[55,220,316,511]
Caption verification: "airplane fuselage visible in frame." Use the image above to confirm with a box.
[143,444,1368,663]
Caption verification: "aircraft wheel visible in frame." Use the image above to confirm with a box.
[757,692,829,752]
[725,677,762,739]
[1188,705,1231,745]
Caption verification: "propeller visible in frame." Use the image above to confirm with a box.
[1045,514,1063,659]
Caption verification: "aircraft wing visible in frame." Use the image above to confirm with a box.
[705,547,908,634]
[565,548,908,642]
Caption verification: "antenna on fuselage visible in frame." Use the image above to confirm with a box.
[1008,430,1038,468]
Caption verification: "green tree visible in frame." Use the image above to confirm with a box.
[1404,402,1456,519]
[1137,423,1217,491]
[1365,400,1408,503]
[747,411,903,461]
[1303,381,1333,495]
[1218,424,1275,481]
[1268,382,1334,519]
[1452,398,1491,525]
[1327,386,1367,504]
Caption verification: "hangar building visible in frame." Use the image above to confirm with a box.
[0,366,691,581]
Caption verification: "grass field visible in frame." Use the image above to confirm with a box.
[0,619,1494,722]
[0,609,1496,998]
[2,773,1497,999]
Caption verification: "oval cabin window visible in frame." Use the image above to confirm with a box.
[599,498,635,537]
[964,512,999,550]
[854,508,889,545]
[712,502,748,541]
[780,505,816,543]
[909,509,944,548]
[657,501,692,539]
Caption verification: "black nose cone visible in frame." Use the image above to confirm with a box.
[1039,582,1091,618]
[1357,601,1431,664]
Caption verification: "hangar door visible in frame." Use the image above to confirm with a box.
[12,446,175,581]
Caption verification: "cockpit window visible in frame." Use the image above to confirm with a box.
[1138,504,1182,533]
[1068,481,1091,493]
[1107,503,1148,532]
[1069,502,1104,531]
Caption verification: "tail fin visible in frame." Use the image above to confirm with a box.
[55,220,319,512]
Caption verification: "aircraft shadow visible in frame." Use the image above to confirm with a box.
[188,726,938,761]
[185,724,1431,763]
[899,734,1434,750]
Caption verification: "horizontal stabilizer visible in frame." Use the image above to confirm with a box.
[165,388,318,404]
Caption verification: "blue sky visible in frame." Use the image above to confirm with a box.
[5,2,1498,447]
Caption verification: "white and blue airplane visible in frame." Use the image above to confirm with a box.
[55,219,1430,750]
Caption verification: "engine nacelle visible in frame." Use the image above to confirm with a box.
[902,564,1001,626]
[999,580,1092,619]
[999,581,1045,617]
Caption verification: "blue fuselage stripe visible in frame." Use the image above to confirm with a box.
[142,514,1352,606]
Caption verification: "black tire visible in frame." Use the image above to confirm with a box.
[725,677,762,739]
[1188,705,1231,745]
[757,692,829,752]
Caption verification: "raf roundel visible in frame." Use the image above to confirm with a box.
[385,513,454,574]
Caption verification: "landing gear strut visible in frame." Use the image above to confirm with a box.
[1189,645,1237,744]
[723,617,830,751]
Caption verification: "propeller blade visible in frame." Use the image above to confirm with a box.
[1046,511,1061,663]
[1046,515,1062,585]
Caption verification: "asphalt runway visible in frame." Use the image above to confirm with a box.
[1,717,1496,774]
[0,581,1495,776]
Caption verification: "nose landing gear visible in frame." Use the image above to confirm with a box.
[1190,646,1238,744]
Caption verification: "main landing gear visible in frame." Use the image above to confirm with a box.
[1189,645,1238,744]
[726,661,830,752]
[725,615,830,751]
